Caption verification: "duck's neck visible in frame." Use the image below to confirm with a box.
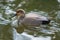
[17,16,25,26]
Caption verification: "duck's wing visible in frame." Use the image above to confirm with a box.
[22,17,41,26]
[21,13,48,26]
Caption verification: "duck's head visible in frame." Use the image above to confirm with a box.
[14,9,25,19]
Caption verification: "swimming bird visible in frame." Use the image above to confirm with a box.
[12,9,51,33]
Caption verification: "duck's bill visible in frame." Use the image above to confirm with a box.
[12,14,17,17]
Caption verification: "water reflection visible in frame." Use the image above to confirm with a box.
[13,29,51,40]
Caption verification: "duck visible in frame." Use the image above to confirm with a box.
[12,9,51,33]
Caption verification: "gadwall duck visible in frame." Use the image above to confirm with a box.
[12,9,51,33]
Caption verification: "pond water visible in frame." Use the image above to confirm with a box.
[0,0,60,40]
[13,28,51,40]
